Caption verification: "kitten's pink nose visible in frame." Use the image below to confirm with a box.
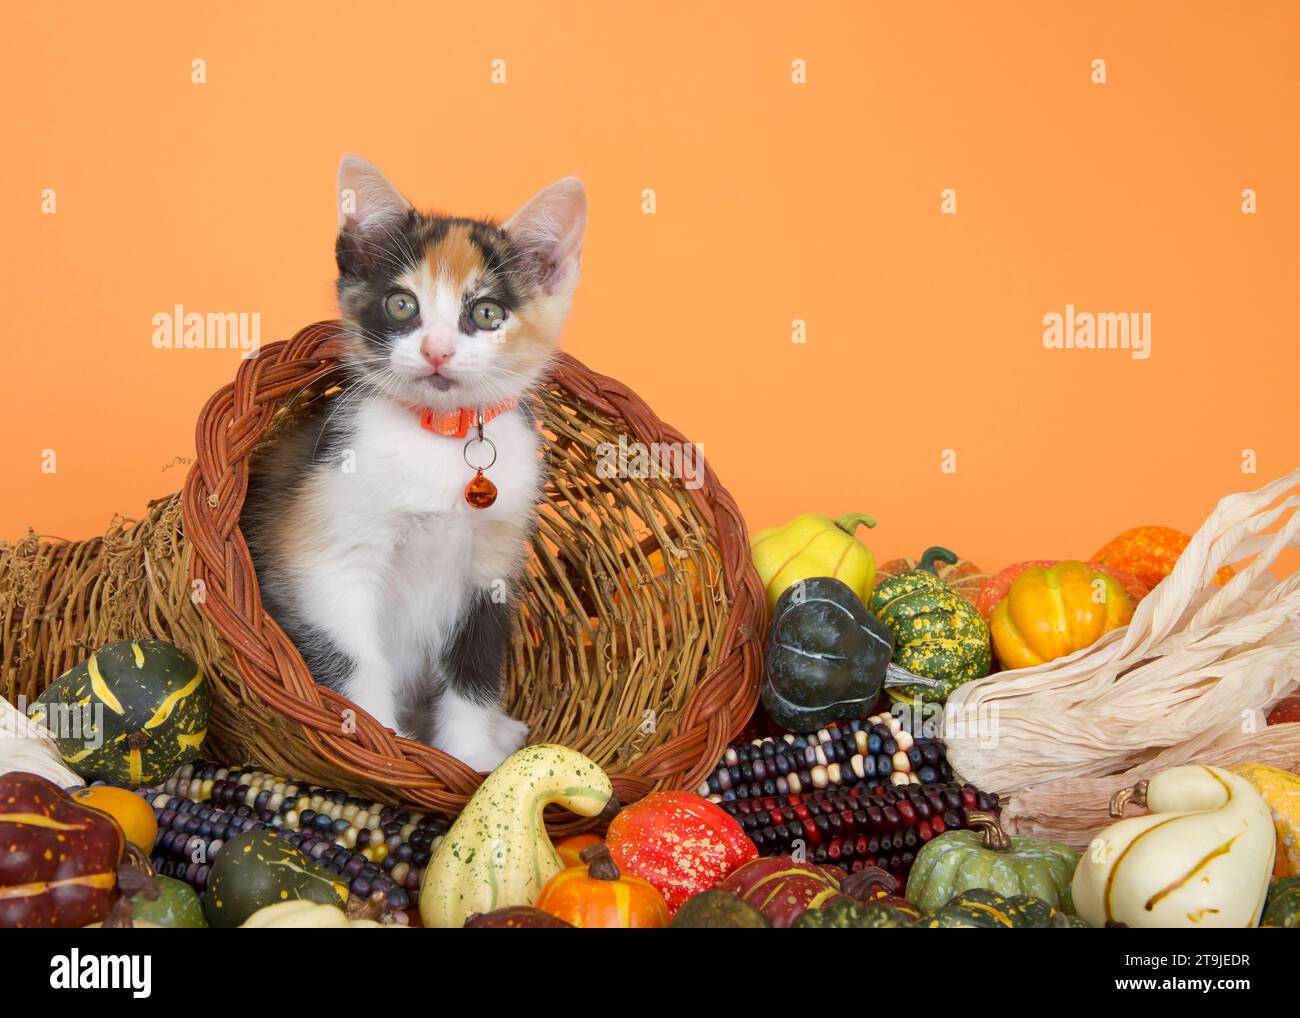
[421,343,453,372]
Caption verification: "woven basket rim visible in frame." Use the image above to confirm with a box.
[180,320,764,816]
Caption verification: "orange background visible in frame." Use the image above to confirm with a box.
[2,1,1297,576]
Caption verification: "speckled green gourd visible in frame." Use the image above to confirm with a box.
[418,744,614,929]
[906,814,1079,914]
[32,639,210,787]
[131,875,208,928]
[918,888,1079,928]
[1261,876,1300,928]
[868,547,991,702]
[204,829,347,929]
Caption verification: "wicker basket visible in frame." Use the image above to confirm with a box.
[1,321,764,826]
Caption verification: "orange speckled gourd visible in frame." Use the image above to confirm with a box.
[1092,525,1233,591]
[605,791,757,912]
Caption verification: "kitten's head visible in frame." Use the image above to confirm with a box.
[334,155,586,410]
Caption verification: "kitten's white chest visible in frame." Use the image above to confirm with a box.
[302,399,539,681]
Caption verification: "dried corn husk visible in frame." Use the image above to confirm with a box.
[943,468,1300,807]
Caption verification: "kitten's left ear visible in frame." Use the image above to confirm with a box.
[505,177,587,297]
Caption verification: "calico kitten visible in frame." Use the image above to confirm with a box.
[241,156,585,772]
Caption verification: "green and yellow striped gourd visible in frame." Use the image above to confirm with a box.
[32,639,210,787]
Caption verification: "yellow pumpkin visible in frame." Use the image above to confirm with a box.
[989,560,1134,669]
[750,512,877,612]
[1232,763,1300,878]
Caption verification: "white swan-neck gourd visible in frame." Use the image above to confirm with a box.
[1072,765,1275,928]
[419,744,614,928]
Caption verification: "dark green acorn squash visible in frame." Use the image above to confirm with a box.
[919,887,1017,928]
[32,639,210,787]
[670,889,772,928]
[868,548,992,702]
[762,577,901,731]
[1261,875,1300,928]
[204,830,347,929]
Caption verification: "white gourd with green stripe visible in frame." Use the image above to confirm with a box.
[418,743,613,928]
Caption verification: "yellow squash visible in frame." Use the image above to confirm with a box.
[750,512,878,612]
[989,559,1134,669]
[1232,763,1300,877]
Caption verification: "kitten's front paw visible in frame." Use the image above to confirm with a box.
[490,713,530,758]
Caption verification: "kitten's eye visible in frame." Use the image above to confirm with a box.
[470,300,507,330]
[385,291,419,322]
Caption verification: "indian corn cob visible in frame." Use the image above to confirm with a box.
[718,781,999,880]
[144,760,450,916]
[701,713,953,802]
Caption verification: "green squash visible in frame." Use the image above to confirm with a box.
[671,890,773,929]
[204,830,348,929]
[32,639,210,787]
[920,888,1015,927]
[762,577,897,731]
[868,548,991,702]
[131,875,208,928]
[1261,875,1300,928]
[906,810,1078,913]
[791,897,920,928]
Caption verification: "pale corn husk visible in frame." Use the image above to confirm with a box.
[943,468,1300,821]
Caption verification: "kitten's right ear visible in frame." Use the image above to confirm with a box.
[337,155,412,233]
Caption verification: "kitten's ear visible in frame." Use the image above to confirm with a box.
[504,177,587,296]
[337,154,412,233]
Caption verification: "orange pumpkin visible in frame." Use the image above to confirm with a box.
[554,833,603,869]
[989,560,1135,669]
[975,559,1149,621]
[875,547,989,607]
[534,845,670,928]
[1092,525,1233,591]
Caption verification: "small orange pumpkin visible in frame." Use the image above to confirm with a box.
[534,845,670,928]
[554,833,603,869]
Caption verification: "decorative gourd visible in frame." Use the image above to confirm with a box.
[1231,763,1300,877]
[32,639,210,787]
[72,786,158,851]
[974,559,1149,621]
[875,548,989,607]
[131,874,207,929]
[790,896,922,929]
[906,810,1078,913]
[670,889,773,928]
[1072,765,1276,928]
[605,791,756,912]
[918,888,1075,928]
[240,900,392,928]
[0,697,82,786]
[868,548,992,701]
[419,744,614,928]
[1093,525,1233,590]
[533,845,670,928]
[465,906,575,928]
[762,577,934,731]
[718,857,846,928]
[204,829,348,929]
[1260,876,1300,928]
[989,560,1134,669]
[0,771,125,928]
[751,512,878,611]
